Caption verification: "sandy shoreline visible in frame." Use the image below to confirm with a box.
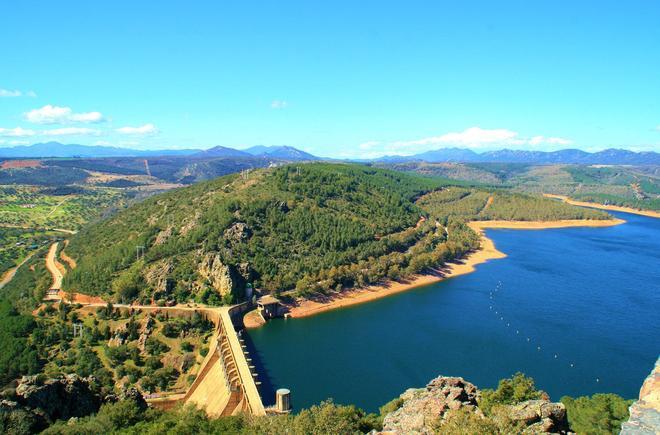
[543,193,660,219]
[254,217,624,323]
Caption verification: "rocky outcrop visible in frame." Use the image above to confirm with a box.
[198,252,244,297]
[380,376,570,435]
[0,375,103,432]
[144,259,174,294]
[108,322,128,347]
[153,226,173,245]
[621,357,660,434]
[224,222,251,243]
[14,375,103,419]
[137,316,156,352]
[1,376,148,433]
[382,377,480,434]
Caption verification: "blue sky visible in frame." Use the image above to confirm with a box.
[1,0,659,157]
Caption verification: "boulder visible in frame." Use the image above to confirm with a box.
[120,387,148,412]
[224,222,251,243]
[506,399,570,433]
[382,376,480,434]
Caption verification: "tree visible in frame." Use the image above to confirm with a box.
[561,393,632,435]
[479,372,543,414]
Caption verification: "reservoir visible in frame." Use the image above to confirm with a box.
[248,211,660,412]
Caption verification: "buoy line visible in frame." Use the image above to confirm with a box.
[488,280,602,385]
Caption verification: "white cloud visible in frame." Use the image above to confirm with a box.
[0,89,37,97]
[24,105,105,124]
[41,127,101,136]
[93,140,112,146]
[655,125,660,132]
[393,127,519,149]
[116,123,158,135]
[118,140,140,147]
[271,100,288,109]
[528,136,573,146]
[352,126,575,157]
[69,111,104,123]
[358,141,380,150]
[0,139,30,146]
[0,127,37,137]
[0,89,22,97]
[392,127,573,151]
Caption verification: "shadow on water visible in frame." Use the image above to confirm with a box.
[240,328,278,407]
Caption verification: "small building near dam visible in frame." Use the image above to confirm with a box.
[257,295,283,319]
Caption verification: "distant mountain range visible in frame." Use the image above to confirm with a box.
[243,145,319,161]
[0,142,657,165]
[375,147,660,165]
[0,142,320,161]
[0,142,199,158]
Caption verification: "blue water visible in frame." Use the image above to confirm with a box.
[248,211,660,412]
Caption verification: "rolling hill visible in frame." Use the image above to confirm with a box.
[63,164,445,303]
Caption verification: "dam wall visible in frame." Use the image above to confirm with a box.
[107,304,267,416]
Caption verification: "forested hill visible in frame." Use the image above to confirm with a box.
[63,164,443,302]
[63,163,610,305]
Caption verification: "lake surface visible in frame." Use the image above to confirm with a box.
[247,211,660,412]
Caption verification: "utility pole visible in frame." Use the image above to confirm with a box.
[73,323,84,338]
[136,245,145,261]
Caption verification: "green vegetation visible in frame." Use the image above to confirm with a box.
[382,161,660,212]
[64,164,447,302]
[0,227,59,276]
[40,399,382,435]
[418,187,608,221]
[0,184,128,231]
[561,393,633,435]
[0,249,52,385]
[0,166,89,186]
[479,372,543,414]
[0,300,42,386]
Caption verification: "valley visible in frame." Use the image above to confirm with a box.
[0,161,656,434]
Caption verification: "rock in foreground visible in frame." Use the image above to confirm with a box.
[380,375,571,434]
[621,357,660,434]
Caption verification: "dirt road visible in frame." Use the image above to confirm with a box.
[45,242,64,289]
